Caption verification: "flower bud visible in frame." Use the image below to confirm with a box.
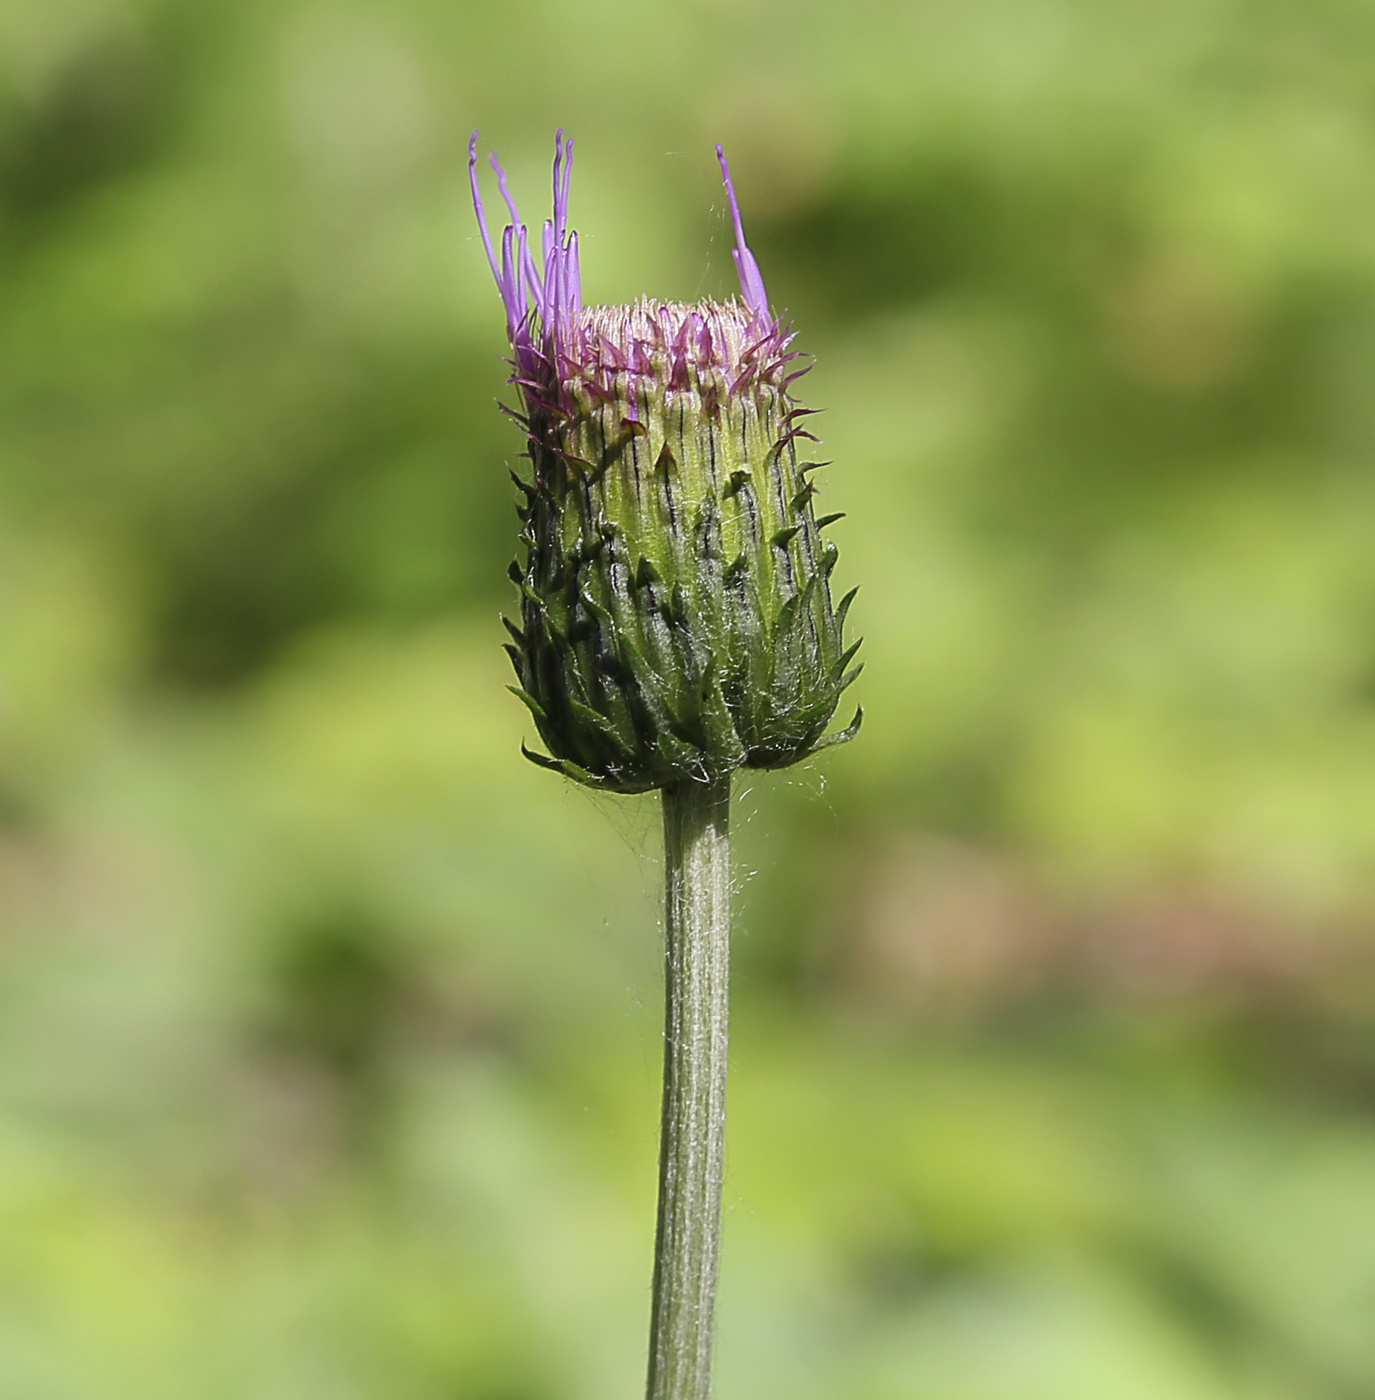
[471,133,860,792]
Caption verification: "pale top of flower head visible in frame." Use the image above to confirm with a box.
[575,298,806,413]
[469,132,797,402]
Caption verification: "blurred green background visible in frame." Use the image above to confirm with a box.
[4,0,1375,1395]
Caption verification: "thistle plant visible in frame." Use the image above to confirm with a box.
[471,131,860,1400]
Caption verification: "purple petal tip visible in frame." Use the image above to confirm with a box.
[469,131,585,377]
[715,145,770,318]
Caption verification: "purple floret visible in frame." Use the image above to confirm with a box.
[470,132,794,409]
[715,145,770,319]
[469,130,582,383]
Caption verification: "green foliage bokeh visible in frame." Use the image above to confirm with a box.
[3,0,1375,1395]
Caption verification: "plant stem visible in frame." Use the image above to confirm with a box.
[646,775,733,1400]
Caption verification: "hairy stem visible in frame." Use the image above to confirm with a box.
[646,776,732,1400]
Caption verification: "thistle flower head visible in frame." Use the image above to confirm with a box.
[472,132,860,792]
